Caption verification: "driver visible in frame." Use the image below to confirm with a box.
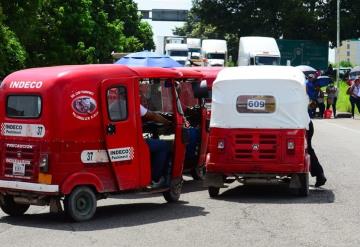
[140,104,172,188]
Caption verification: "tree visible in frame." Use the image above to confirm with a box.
[1,0,154,67]
[177,0,360,60]
[0,6,26,79]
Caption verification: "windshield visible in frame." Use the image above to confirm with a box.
[177,80,199,108]
[207,53,225,60]
[189,48,201,53]
[169,50,188,57]
[255,56,280,65]
[139,79,173,113]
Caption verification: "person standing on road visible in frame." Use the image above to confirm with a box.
[326,64,334,79]
[348,78,360,119]
[307,120,327,187]
[326,82,338,118]
[306,74,318,118]
[316,86,325,118]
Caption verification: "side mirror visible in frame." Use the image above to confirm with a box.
[192,80,209,99]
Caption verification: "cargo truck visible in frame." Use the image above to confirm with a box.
[238,36,281,66]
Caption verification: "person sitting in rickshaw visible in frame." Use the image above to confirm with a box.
[140,104,172,188]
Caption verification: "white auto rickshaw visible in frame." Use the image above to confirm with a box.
[205,66,311,197]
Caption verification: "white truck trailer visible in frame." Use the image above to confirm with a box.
[202,39,227,67]
[237,36,281,66]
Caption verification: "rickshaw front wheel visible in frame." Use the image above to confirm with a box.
[163,178,182,202]
[208,187,220,198]
[64,186,97,222]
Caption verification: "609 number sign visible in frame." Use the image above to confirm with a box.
[247,99,265,110]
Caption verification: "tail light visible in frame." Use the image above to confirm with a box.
[217,139,225,150]
[39,153,49,173]
[287,139,295,154]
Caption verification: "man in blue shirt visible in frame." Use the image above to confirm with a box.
[306,74,318,118]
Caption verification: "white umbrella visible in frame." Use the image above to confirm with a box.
[295,65,316,72]
[350,66,360,73]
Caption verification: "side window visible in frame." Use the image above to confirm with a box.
[107,86,128,121]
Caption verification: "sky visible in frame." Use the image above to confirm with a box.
[134,0,192,37]
[134,0,192,10]
[133,0,334,63]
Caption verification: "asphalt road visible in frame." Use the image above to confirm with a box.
[0,118,360,247]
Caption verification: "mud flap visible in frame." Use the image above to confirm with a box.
[49,198,63,213]
[203,173,226,188]
[289,174,301,189]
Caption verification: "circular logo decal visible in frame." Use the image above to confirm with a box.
[72,96,97,115]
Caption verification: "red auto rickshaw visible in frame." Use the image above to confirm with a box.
[0,64,203,221]
[205,66,311,197]
[174,67,222,179]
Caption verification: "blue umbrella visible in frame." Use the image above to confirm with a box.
[115,51,183,67]
[315,76,332,87]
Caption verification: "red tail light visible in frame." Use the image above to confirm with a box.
[287,139,295,154]
[217,139,225,150]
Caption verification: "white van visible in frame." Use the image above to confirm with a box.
[202,39,227,67]
[238,36,281,66]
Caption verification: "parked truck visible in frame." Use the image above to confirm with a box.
[202,39,227,67]
[187,38,203,66]
[238,36,281,66]
[155,35,187,55]
[165,43,188,66]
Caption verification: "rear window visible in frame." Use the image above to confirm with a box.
[7,95,42,118]
[236,95,276,114]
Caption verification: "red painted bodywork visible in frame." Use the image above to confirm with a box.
[207,128,309,175]
[179,67,223,88]
[173,67,221,172]
[0,64,201,196]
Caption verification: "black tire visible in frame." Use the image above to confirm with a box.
[298,173,309,197]
[64,186,97,222]
[163,179,183,202]
[208,187,220,198]
[191,165,206,180]
[0,195,30,216]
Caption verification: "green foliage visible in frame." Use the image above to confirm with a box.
[0,7,26,79]
[0,0,154,75]
[177,0,360,60]
[339,61,353,68]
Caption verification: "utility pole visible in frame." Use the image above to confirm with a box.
[336,0,340,85]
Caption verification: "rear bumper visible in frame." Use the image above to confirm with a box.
[0,180,59,193]
[206,162,308,174]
